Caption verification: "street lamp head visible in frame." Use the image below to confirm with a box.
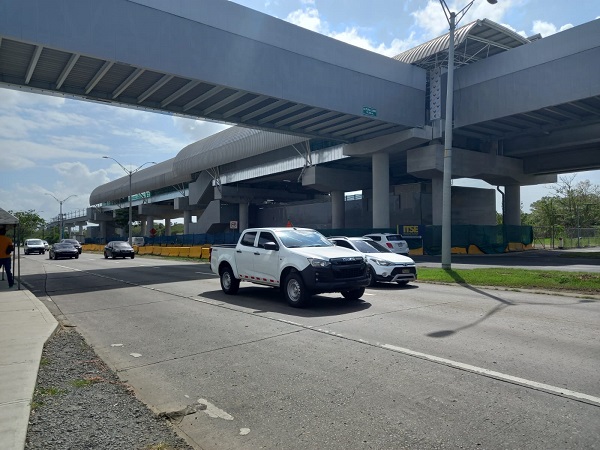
[487,0,498,4]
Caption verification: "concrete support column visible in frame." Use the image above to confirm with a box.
[331,191,345,229]
[141,220,146,236]
[372,152,390,228]
[100,222,107,244]
[505,185,521,225]
[239,203,249,231]
[184,211,192,234]
[165,220,171,236]
[146,216,154,234]
[431,176,444,226]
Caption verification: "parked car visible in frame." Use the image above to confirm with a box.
[362,233,410,256]
[329,236,416,286]
[42,240,50,250]
[60,239,82,254]
[24,239,46,255]
[104,241,135,259]
[131,236,145,246]
[49,242,79,260]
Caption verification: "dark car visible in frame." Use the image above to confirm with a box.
[49,242,79,260]
[60,239,82,254]
[104,241,135,259]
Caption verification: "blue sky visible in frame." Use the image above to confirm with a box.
[1,0,598,222]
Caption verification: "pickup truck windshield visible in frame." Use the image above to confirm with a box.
[275,229,333,248]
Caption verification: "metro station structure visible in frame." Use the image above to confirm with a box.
[1,0,599,246]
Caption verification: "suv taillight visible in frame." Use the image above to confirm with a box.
[386,243,393,249]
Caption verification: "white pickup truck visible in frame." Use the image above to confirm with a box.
[210,227,369,307]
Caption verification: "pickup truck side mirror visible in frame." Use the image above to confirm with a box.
[263,241,279,251]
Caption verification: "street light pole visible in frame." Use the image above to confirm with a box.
[45,194,77,240]
[102,156,156,245]
[439,0,497,270]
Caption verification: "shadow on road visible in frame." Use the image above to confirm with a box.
[426,269,514,339]
[200,286,373,318]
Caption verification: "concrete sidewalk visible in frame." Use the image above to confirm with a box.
[0,283,58,449]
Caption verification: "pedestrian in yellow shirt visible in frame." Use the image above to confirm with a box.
[0,226,15,288]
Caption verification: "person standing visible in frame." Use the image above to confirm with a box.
[0,226,15,288]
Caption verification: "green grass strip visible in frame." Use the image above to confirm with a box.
[417,267,600,295]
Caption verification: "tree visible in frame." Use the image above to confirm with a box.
[529,176,600,228]
[9,210,46,243]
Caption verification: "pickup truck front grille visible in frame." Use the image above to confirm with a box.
[329,257,366,280]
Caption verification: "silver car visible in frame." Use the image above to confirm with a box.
[24,238,46,255]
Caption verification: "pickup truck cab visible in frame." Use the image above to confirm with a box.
[210,227,369,307]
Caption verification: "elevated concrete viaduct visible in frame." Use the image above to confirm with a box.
[1,1,599,240]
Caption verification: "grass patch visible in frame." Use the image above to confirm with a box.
[39,357,50,366]
[71,379,96,388]
[418,267,600,295]
[36,386,65,396]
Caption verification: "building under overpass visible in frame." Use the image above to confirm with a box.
[1,1,599,241]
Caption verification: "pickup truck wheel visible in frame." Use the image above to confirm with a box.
[284,272,309,308]
[366,266,377,287]
[220,266,240,294]
[341,287,365,301]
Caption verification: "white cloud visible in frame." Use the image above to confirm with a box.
[285,7,417,57]
[171,116,231,142]
[532,20,574,37]
[286,7,324,33]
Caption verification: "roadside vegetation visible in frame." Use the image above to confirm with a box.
[417,267,600,295]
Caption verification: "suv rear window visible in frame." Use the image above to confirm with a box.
[386,235,404,241]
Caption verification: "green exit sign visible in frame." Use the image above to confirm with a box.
[362,106,377,117]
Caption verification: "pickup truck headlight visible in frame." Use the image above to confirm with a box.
[307,258,331,268]
[371,258,393,266]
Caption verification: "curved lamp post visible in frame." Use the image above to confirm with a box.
[45,194,77,240]
[102,156,156,244]
[439,0,497,269]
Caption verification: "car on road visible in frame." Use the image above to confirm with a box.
[42,240,50,251]
[210,227,368,307]
[329,236,417,286]
[362,233,410,256]
[24,239,46,255]
[60,238,82,254]
[104,241,135,259]
[49,242,79,260]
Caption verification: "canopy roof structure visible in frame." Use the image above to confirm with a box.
[0,208,18,226]
[394,19,530,70]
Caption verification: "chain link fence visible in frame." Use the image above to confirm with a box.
[533,226,600,249]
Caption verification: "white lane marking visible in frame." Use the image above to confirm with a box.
[130,353,142,358]
[240,428,251,436]
[111,343,123,347]
[198,398,234,420]
[382,343,600,406]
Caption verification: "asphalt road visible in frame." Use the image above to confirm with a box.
[18,253,600,450]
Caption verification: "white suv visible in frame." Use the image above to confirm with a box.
[24,239,46,255]
[329,236,416,286]
[362,233,409,256]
